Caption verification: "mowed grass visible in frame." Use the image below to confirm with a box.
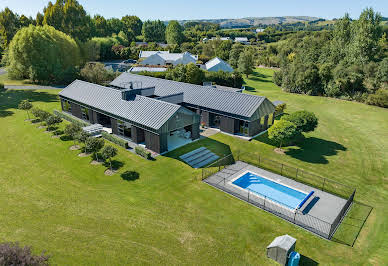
[0,71,34,85]
[0,66,387,265]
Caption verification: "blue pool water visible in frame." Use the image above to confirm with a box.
[232,172,308,209]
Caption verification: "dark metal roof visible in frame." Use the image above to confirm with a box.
[110,73,275,119]
[59,80,181,130]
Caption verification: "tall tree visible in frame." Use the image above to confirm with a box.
[107,18,123,35]
[142,20,166,42]
[238,48,255,77]
[92,15,108,37]
[331,13,351,63]
[18,100,33,120]
[166,20,184,45]
[0,7,20,50]
[121,15,142,36]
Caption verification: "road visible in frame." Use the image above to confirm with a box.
[0,68,6,75]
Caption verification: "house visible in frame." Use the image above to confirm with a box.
[138,50,170,58]
[110,73,276,139]
[140,51,198,66]
[256,28,265,33]
[210,37,231,41]
[59,80,200,154]
[234,37,249,44]
[129,66,168,73]
[204,57,234,73]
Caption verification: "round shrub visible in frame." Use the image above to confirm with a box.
[281,110,318,133]
[121,171,140,181]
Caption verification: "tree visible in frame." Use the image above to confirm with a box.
[34,109,50,125]
[18,100,33,120]
[238,48,255,77]
[76,131,90,150]
[7,25,80,84]
[43,0,91,41]
[166,20,184,45]
[64,123,82,145]
[185,63,204,84]
[275,103,287,115]
[0,7,20,50]
[45,115,62,131]
[107,18,123,35]
[142,20,166,42]
[281,110,318,133]
[215,40,233,61]
[101,145,118,171]
[121,15,142,36]
[35,12,44,26]
[0,242,49,265]
[92,14,108,37]
[85,137,105,161]
[268,120,298,149]
[80,63,117,85]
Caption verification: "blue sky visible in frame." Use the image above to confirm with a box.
[1,0,387,20]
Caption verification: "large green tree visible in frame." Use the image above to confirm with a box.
[0,7,20,50]
[92,15,108,37]
[166,20,184,45]
[7,25,80,84]
[142,20,166,42]
[121,15,142,36]
[238,48,255,77]
[268,120,298,149]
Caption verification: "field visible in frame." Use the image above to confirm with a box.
[0,68,387,265]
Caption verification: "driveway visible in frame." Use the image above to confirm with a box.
[0,68,6,75]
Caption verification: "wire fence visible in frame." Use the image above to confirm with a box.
[201,151,357,240]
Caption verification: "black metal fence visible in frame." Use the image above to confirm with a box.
[201,151,356,240]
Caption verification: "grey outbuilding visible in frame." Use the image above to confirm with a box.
[266,235,296,265]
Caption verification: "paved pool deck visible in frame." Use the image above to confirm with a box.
[203,161,348,238]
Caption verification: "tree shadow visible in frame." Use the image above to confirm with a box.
[121,171,140,181]
[244,86,257,92]
[299,254,318,266]
[60,135,72,141]
[0,89,58,118]
[103,160,124,170]
[254,132,346,164]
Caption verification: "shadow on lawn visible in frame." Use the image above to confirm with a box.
[254,132,346,164]
[103,159,124,170]
[0,89,58,118]
[299,254,318,266]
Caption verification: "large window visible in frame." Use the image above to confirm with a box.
[81,107,89,120]
[239,120,249,136]
[63,100,71,112]
[118,120,132,139]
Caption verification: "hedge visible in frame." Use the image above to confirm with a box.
[53,110,89,127]
[101,131,129,149]
[135,146,152,160]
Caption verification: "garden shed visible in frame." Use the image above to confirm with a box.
[266,235,296,265]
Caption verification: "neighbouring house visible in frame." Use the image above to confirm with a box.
[211,37,231,41]
[139,51,198,66]
[129,66,168,73]
[203,57,234,73]
[110,73,276,139]
[138,50,170,58]
[59,80,201,154]
[234,37,249,44]
[256,28,265,33]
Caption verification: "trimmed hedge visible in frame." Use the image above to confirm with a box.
[53,110,89,127]
[135,146,152,160]
[101,131,129,149]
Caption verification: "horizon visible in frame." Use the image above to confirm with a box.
[1,0,387,21]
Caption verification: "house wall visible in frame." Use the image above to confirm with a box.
[201,111,210,126]
[145,131,166,153]
[111,118,118,135]
[190,123,200,140]
[88,109,95,123]
[132,126,145,143]
[264,115,269,128]
[220,116,237,134]
[70,102,82,119]
[248,119,263,136]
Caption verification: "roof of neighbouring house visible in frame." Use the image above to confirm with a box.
[235,37,249,42]
[110,73,275,120]
[272,100,285,106]
[139,50,170,58]
[59,80,181,130]
[205,57,234,72]
[129,66,168,72]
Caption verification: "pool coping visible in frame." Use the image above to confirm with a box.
[228,170,310,212]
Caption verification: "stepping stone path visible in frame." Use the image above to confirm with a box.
[179,147,219,168]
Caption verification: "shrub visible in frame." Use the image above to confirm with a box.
[135,146,152,160]
[268,120,298,148]
[0,82,4,91]
[275,103,286,115]
[45,115,62,131]
[85,137,105,160]
[18,99,33,120]
[53,110,89,127]
[0,242,49,265]
[273,70,283,86]
[366,89,388,108]
[281,110,318,133]
[80,62,118,85]
[101,145,118,171]
[101,131,129,149]
[121,171,140,181]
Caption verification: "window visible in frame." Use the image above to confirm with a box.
[81,107,89,120]
[118,120,132,138]
[239,120,249,136]
[63,100,71,112]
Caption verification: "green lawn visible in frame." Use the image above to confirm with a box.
[0,67,387,265]
[0,71,34,85]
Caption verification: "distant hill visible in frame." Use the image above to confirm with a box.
[177,16,322,28]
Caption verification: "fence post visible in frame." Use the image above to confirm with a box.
[296,168,299,179]
[224,177,225,186]
[293,211,297,223]
[202,169,204,180]
[322,178,326,191]
[281,164,284,175]
[248,190,250,202]
[264,196,266,209]
[258,154,261,166]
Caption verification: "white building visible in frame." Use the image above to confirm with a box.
[234,37,249,44]
[140,51,198,66]
[138,50,170,58]
[204,57,234,73]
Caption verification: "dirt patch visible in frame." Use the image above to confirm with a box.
[90,160,102,165]
[78,153,90,157]
[104,169,116,176]
[69,145,80,150]
[274,148,285,155]
[37,125,46,129]
[51,135,60,138]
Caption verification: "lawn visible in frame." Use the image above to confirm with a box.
[0,71,34,85]
[0,67,387,265]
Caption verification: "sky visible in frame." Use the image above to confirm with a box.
[1,0,387,21]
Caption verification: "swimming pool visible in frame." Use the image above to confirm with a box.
[231,171,312,210]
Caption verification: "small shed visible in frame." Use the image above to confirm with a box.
[267,235,296,265]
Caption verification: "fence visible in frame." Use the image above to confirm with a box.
[201,151,356,240]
